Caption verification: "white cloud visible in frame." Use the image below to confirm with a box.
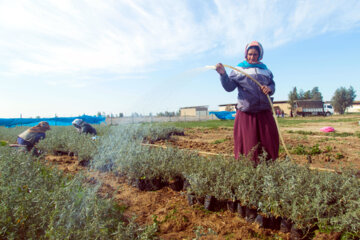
[0,0,359,87]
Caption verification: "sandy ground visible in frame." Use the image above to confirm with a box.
[45,155,292,240]
[40,114,360,240]
[44,154,343,240]
[42,116,360,239]
[155,117,360,171]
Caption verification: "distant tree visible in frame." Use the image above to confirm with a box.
[303,90,311,99]
[310,87,323,101]
[288,87,298,111]
[298,89,304,100]
[288,86,323,110]
[156,111,176,117]
[331,86,356,114]
[166,111,175,117]
[119,113,124,118]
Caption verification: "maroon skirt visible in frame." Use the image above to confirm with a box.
[233,110,279,163]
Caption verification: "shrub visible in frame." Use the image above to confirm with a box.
[0,147,157,239]
[3,124,360,238]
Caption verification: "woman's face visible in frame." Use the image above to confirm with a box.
[247,48,259,64]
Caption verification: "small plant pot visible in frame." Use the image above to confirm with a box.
[280,218,292,233]
[290,225,304,240]
[55,150,68,156]
[149,178,166,190]
[203,196,226,212]
[255,214,268,228]
[187,194,197,206]
[268,215,281,230]
[227,200,238,213]
[168,176,184,191]
[133,178,147,190]
[79,159,90,167]
[204,195,215,211]
[98,160,114,172]
[182,179,191,191]
[236,203,246,218]
[134,178,166,191]
[245,207,257,223]
[196,196,205,205]
[32,148,43,157]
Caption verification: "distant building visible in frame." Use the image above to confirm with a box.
[272,101,291,116]
[218,104,236,112]
[180,106,209,116]
[346,100,360,113]
[218,101,292,116]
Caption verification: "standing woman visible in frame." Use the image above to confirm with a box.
[215,41,279,164]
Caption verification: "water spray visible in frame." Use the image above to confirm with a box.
[208,64,291,160]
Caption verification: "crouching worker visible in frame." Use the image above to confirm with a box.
[72,119,97,135]
[17,121,51,152]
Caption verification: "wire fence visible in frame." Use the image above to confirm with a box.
[105,114,218,125]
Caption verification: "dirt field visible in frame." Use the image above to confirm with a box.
[46,155,294,240]
[43,116,360,239]
[156,116,360,171]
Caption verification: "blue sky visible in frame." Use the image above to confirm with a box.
[1,0,360,117]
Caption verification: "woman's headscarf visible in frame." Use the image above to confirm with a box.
[28,121,51,133]
[237,41,267,69]
[245,41,264,61]
[72,119,84,128]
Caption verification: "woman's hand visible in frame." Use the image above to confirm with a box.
[261,85,271,95]
[216,63,226,75]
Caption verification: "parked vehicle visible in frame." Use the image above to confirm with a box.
[294,100,331,117]
[323,103,334,116]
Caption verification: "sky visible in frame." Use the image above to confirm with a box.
[1,0,360,118]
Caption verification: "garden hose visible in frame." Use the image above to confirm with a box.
[211,64,292,160]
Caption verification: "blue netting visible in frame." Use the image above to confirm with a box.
[209,111,236,120]
[0,115,106,128]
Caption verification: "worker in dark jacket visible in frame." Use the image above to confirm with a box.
[72,119,97,135]
[17,121,51,151]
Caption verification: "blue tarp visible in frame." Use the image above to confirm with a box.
[209,111,236,120]
[0,115,106,128]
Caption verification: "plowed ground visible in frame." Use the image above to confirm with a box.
[44,116,360,239]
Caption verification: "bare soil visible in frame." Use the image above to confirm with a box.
[156,117,360,171]
[42,115,360,239]
[45,155,292,240]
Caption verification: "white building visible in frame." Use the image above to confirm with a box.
[346,101,360,113]
[180,106,209,116]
